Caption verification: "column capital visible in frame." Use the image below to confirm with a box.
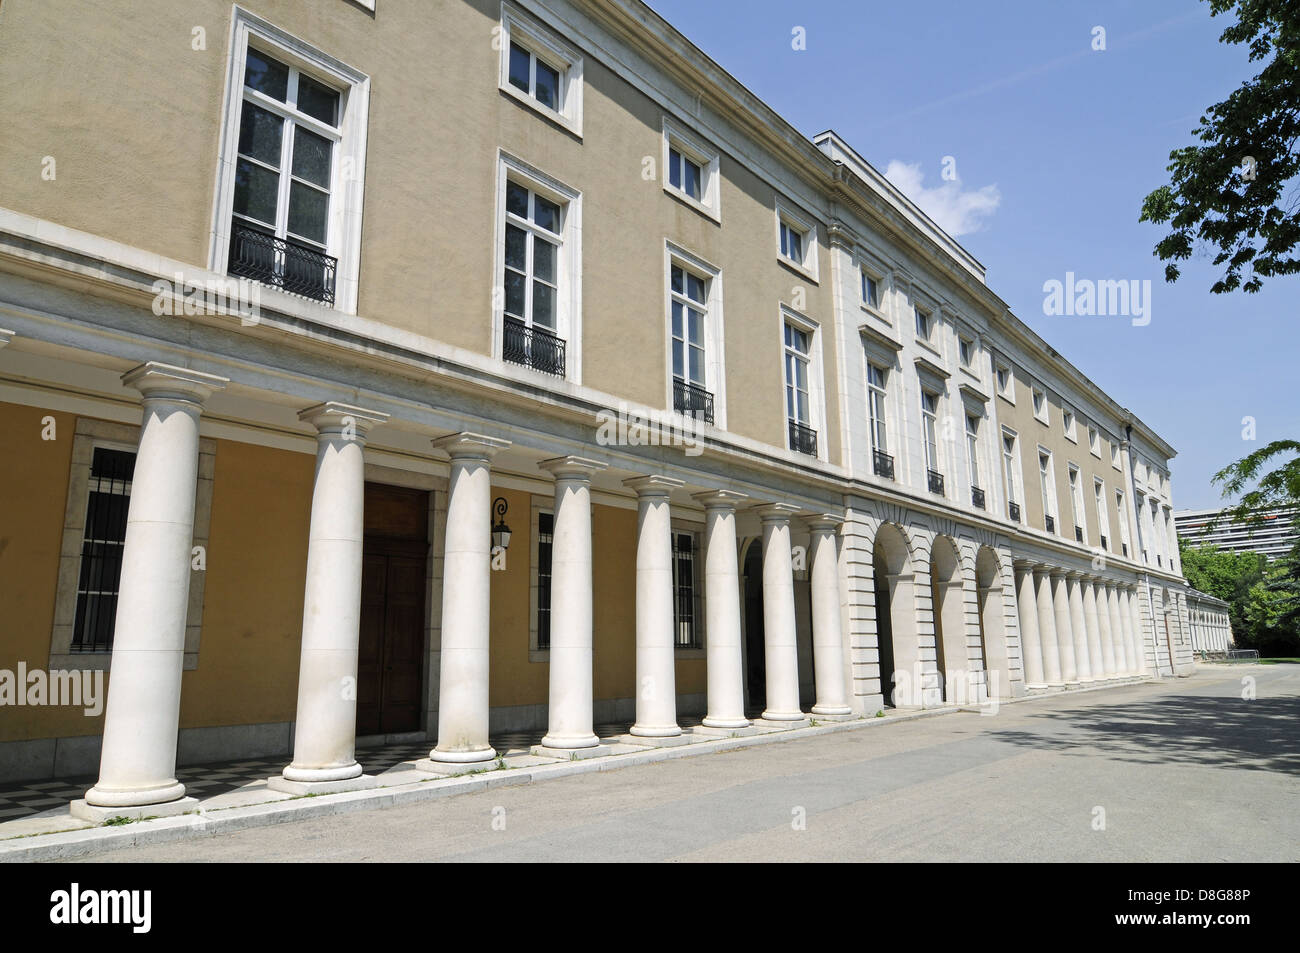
[433,431,511,460]
[539,455,607,481]
[122,361,229,403]
[1013,558,1038,572]
[1048,567,1068,578]
[623,474,685,497]
[804,512,844,531]
[693,488,749,509]
[755,502,801,524]
[299,401,389,440]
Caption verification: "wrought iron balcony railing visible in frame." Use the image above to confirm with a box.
[927,469,945,496]
[873,449,895,480]
[1008,501,1021,523]
[228,220,336,305]
[503,316,566,377]
[971,486,985,510]
[1045,514,1056,534]
[673,377,715,425]
[788,420,818,456]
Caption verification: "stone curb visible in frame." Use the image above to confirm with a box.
[0,681,1156,862]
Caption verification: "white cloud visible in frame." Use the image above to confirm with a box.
[882,160,1001,237]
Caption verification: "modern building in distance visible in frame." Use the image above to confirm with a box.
[0,0,1205,816]
[1175,506,1299,561]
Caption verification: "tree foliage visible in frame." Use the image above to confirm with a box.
[1139,0,1300,293]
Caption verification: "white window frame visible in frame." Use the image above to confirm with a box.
[1039,447,1059,531]
[995,360,1015,403]
[662,117,720,221]
[774,200,819,281]
[860,262,886,318]
[965,410,983,490]
[492,151,583,382]
[920,388,942,478]
[1088,424,1101,458]
[1109,440,1121,470]
[664,242,727,429]
[210,8,371,314]
[914,303,934,344]
[779,305,827,460]
[1094,477,1111,550]
[1062,405,1078,442]
[1031,384,1049,424]
[1068,463,1086,542]
[498,2,584,136]
[866,360,890,458]
[958,334,976,370]
[1116,488,1131,554]
[1002,427,1022,508]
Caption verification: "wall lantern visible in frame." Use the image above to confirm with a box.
[491,497,512,552]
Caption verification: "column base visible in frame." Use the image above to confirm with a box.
[628,725,682,738]
[281,761,364,784]
[754,717,812,730]
[617,733,698,747]
[531,743,613,760]
[83,779,187,809]
[71,796,198,824]
[701,715,751,730]
[267,774,377,796]
[414,758,497,776]
[809,711,857,722]
[425,747,497,764]
[688,724,762,738]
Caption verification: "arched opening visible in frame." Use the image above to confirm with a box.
[929,535,968,704]
[871,523,916,707]
[741,539,766,715]
[975,546,1010,700]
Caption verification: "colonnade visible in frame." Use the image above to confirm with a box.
[1189,606,1233,654]
[1012,560,1146,689]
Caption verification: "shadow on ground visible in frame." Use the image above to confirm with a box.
[989,689,1300,775]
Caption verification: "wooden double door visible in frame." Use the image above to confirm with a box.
[357,484,429,737]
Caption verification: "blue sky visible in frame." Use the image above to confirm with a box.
[644,0,1298,509]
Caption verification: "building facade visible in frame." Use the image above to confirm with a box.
[1175,506,1299,561]
[0,0,1204,806]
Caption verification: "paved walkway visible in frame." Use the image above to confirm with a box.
[13,664,1292,862]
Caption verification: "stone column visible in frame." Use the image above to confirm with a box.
[694,490,751,730]
[424,433,510,769]
[808,515,852,717]
[1014,561,1046,689]
[1124,587,1145,675]
[1067,573,1093,683]
[626,475,686,739]
[757,503,805,722]
[1081,578,1105,679]
[275,402,389,793]
[1051,570,1077,685]
[77,363,228,819]
[1034,567,1063,686]
[535,456,608,753]
[1105,584,1127,675]
[1096,579,1118,677]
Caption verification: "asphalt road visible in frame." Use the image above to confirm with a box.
[80,664,1299,862]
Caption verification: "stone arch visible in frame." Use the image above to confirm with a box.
[929,534,969,704]
[871,520,917,707]
[975,545,1011,699]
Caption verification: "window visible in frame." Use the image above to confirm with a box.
[921,390,941,476]
[1068,465,1085,542]
[959,337,975,368]
[995,362,1014,400]
[497,5,583,134]
[915,305,933,342]
[862,269,881,310]
[1062,407,1077,441]
[662,120,720,219]
[965,413,981,488]
[1095,478,1111,550]
[70,448,135,652]
[672,531,701,649]
[1039,450,1057,533]
[1002,430,1021,514]
[534,509,554,652]
[867,362,892,478]
[784,321,816,455]
[1032,387,1047,422]
[670,261,713,423]
[1116,488,1131,555]
[1110,441,1121,468]
[496,156,581,379]
[775,202,818,278]
[1088,425,1101,457]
